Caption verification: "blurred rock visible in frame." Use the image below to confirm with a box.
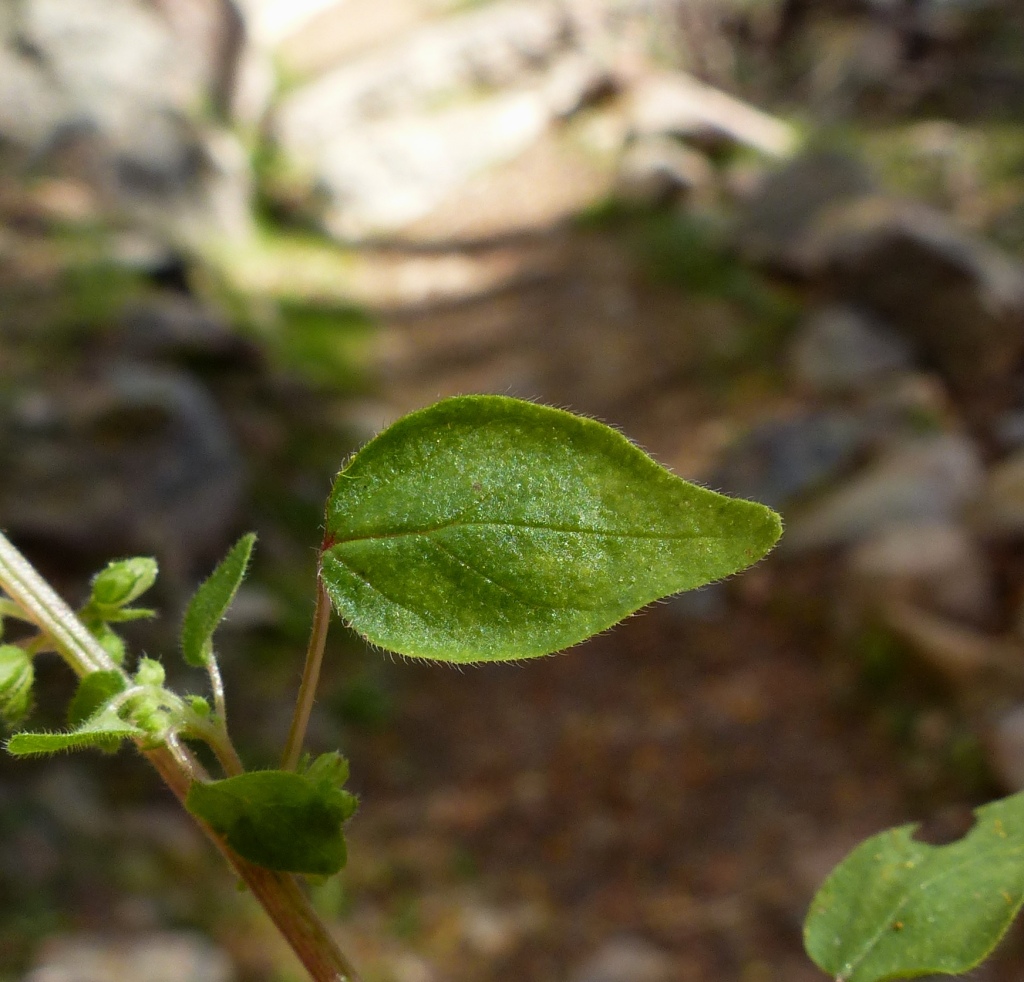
[545,53,617,119]
[0,365,245,579]
[789,304,913,395]
[820,199,1024,406]
[881,599,1016,685]
[570,937,672,982]
[287,91,552,240]
[25,931,235,982]
[614,137,714,207]
[988,705,1024,791]
[0,0,252,240]
[973,449,1024,539]
[628,72,796,158]
[710,411,870,508]
[735,149,876,273]
[271,0,575,238]
[784,434,983,552]
[849,521,995,624]
[116,293,260,366]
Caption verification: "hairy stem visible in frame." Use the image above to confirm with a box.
[0,532,116,677]
[0,532,361,982]
[281,573,331,771]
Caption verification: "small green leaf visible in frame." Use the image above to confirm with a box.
[68,670,126,728]
[181,534,256,667]
[90,557,158,609]
[7,711,141,757]
[322,396,781,662]
[0,645,33,726]
[186,769,355,876]
[804,792,1024,982]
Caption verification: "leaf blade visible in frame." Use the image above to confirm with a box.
[180,534,256,667]
[804,792,1024,982]
[186,769,355,876]
[323,396,780,662]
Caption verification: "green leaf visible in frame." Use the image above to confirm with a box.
[89,557,158,609]
[180,534,256,667]
[0,645,33,726]
[7,711,141,757]
[804,792,1024,982]
[68,670,127,728]
[186,769,355,876]
[322,396,781,662]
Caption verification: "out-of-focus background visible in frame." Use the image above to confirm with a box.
[4,0,1024,979]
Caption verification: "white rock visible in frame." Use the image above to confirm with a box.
[629,72,796,158]
[614,137,714,205]
[316,91,551,239]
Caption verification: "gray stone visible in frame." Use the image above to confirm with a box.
[734,149,876,273]
[0,365,246,581]
[709,410,870,509]
[821,199,1024,404]
[25,931,235,982]
[628,71,796,158]
[784,434,984,553]
[0,0,252,239]
[790,304,913,394]
[614,136,714,206]
[571,937,672,982]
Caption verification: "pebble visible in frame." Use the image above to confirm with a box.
[570,936,673,982]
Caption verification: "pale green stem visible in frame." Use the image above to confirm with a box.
[281,574,331,771]
[0,532,117,677]
[207,656,228,723]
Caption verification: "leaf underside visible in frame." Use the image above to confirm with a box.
[322,396,781,663]
[804,791,1024,982]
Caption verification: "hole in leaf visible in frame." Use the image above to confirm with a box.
[912,805,977,846]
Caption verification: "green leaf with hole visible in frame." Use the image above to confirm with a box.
[0,645,33,727]
[321,395,781,662]
[186,768,356,876]
[804,792,1024,982]
[181,534,255,667]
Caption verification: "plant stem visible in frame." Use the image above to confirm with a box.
[147,745,362,982]
[281,573,331,771]
[0,532,362,982]
[0,532,116,677]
